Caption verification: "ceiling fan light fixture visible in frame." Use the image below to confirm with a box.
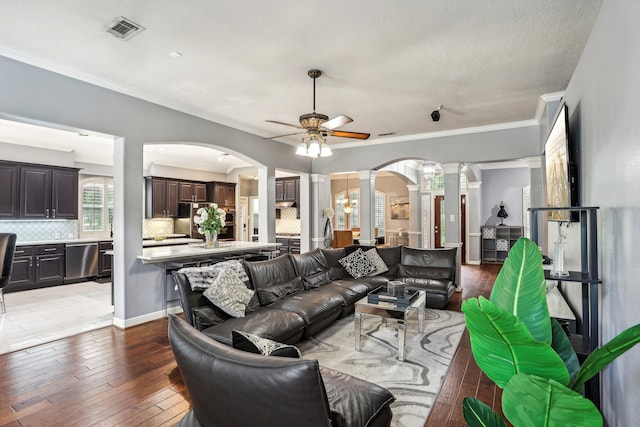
[296,140,308,156]
[307,139,320,157]
[320,139,332,157]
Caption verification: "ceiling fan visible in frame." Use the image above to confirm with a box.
[266,69,370,157]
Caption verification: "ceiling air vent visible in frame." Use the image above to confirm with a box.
[106,17,145,40]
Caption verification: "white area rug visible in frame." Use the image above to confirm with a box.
[298,309,465,427]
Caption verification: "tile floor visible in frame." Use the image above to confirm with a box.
[0,281,113,354]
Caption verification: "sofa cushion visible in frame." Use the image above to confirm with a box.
[321,248,350,280]
[376,245,401,277]
[203,269,255,318]
[338,248,374,279]
[344,244,375,255]
[291,249,332,289]
[364,248,389,276]
[201,307,307,346]
[398,264,454,280]
[232,330,301,358]
[243,255,305,306]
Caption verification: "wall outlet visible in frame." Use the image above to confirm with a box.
[450,214,456,222]
[68,232,75,239]
[54,232,61,239]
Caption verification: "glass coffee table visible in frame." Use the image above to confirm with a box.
[354,289,426,361]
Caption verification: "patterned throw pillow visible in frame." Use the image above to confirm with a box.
[180,259,249,291]
[232,330,301,358]
[338,248,374,279]
[365,248,389,276]
[203,269,255,318]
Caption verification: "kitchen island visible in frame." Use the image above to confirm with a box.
[137,240,281,264]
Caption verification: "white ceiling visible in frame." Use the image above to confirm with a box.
[0,0,602,169]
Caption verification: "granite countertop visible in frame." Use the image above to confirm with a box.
[138,241,281,264]
[142,238,202,247]
[17,237,113,246]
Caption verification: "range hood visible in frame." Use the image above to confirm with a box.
[275,201,297,208]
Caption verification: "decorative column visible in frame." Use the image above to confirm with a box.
[257,166,276,244]
[407,184,422,247]
[442,163,463,290]
[310,174,331,250]
[466,181,482,265]
[357,170,376,246]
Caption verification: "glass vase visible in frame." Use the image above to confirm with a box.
[551,240,569,277]
[204,231,218,248]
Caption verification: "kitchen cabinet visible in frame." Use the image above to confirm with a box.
[145,177,179,218]
[275,237,300,255]
[179,181,208,202]
[210,182,236,206]
[0,162,19,218]
[0,162,79,220]
[99,241,113,277]
[8,244,65,292]
[275,177,297,202]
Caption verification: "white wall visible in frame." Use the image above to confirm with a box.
[562,1,640,424]
[480,167,530,227]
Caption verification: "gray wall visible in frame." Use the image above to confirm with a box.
[480,168,530,227]
[562,1,640,425]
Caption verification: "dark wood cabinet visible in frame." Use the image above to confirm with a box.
[8,244,65,292]
[275,178,297,202]
[0,163,19,218]
[146,177,179,218]
[9,246,36,289]
[210,182,236,206]
[99,241,113,277]
[18,164,78,219]
[179,181,208,202]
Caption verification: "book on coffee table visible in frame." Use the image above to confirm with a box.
[367,286,419,307]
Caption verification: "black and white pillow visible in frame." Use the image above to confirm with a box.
[338,248,374,279]
[180,259,249,291]
[203,269,255,318]
[232,330,301,358]
[365,248,389,276]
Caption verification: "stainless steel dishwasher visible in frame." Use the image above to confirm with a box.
[65,242,99,280]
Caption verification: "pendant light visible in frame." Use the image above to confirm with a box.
[342,173,354,214]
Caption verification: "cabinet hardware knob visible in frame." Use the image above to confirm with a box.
[53,209,56,218]
[46,208,50,218]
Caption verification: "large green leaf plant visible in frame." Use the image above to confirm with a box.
[462,237,640,427]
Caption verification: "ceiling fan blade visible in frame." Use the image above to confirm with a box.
[323,115,353,130]
[263,131,306,140]
[332,130,370,140]
[266,120,304,129]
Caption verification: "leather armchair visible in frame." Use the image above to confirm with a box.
[168,314,395,427]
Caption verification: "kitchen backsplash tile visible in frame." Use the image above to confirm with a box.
[144,219,174,236]
[275,208,301,234]
[0,220,79,242]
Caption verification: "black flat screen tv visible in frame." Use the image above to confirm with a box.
[544,102,579,222]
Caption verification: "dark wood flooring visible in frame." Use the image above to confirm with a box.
[0,263,503,426]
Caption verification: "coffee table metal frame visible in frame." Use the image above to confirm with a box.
[354,290,426,361]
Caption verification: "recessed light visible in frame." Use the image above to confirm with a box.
[168,51,182,58]
[158,147,166,151]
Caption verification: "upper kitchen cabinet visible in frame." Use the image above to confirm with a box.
[18,164,79,219]
[0,162,19,218]
[210,182,236,207]
[275,177,298,202]
[179,181,208,203]
[145,177,179,218]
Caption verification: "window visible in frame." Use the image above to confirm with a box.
[80,177,114,237]
[335,190,385,236]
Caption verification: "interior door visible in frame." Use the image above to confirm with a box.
[434,195,444,248]
[460,194,467,264]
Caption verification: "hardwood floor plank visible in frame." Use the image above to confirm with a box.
[0,264,503,426]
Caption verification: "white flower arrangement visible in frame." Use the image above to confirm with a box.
[193,203,226,235]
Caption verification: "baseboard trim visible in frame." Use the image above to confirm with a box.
[113,304,184,329]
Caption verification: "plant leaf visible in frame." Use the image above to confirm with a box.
[503,373,603,427]
[490,237,551,344]
[463,397,507,427]
[462,297,570,388]
[550,318,581,389]
[571,322,640,390]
